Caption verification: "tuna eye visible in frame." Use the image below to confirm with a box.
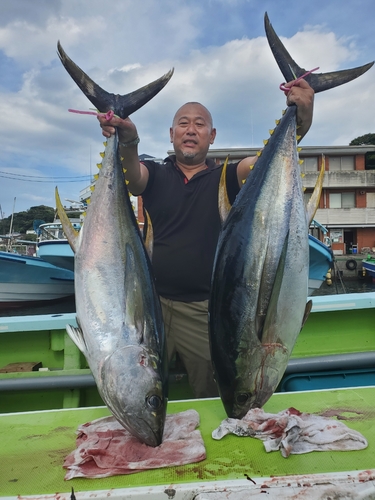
[147,395,162,410]
[236,393,250,405]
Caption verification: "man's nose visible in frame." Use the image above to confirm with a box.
[186,123,196,134]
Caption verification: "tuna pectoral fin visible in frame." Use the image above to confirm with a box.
[57,41,174,119]
[301,300,312,330]
[55,187,79,253]
[305,157,325,226]
[66,323,88,356]
[264,13,374,93]
[218,156,232,224]
[260,232,289,344]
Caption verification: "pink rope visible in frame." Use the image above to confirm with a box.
[68,109,115,121]
[279,67,319,92]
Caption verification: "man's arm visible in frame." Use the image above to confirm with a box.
[97,115,149,195]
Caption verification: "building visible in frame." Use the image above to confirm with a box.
[203,144,375,256]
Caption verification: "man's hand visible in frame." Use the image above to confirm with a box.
[97,115,139,144]
[283,78,314,140]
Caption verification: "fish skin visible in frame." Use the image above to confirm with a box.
[56,44,172,446]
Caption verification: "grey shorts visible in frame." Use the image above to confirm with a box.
[160,297,219,399]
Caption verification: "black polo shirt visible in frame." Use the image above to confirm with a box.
[141,155,240,302]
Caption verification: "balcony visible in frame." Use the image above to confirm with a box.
[314,207,375,227]
[303,170,375,189]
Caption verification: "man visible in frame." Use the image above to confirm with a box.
[98,78,314,398]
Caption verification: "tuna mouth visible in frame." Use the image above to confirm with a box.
[136,417,163,447]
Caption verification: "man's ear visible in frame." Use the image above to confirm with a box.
[210,128,217,145]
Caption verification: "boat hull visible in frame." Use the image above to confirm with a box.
[362,257,375,279]
[0,251,74,306]
[308,234,333,295]
[37,240,75,271]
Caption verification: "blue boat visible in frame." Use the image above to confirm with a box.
[0,250,75,307]
[308,234,333,295]
[362,255,375,281]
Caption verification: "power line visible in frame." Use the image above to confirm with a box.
[0,171,91,183]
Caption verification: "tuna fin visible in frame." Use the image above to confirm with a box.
[301,300,312,330]
[218,156,232,224]
[55,187,80,253]
[66,323,87,355]
[124,244,145,344]
[305,156,325,226]
[264,13,374,93]
[143,209,154,261]
[260,232,289,344]
[57,41,174,119]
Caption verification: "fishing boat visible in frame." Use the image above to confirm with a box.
[362,254,375,282]
[1,295,374,499]
[0,291,373,414]
[36,211,82,272]
[0,250,75,308]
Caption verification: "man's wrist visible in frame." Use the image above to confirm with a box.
[119,136,140,148]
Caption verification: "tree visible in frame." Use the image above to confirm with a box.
[1,205,55,235]
[349,133,375,146]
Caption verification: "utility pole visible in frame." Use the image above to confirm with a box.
[7,197,16,252]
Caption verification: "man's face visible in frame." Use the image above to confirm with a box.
[170,103,216,162]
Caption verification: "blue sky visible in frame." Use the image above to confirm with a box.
[0,0,374,218]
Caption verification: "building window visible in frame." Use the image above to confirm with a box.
[367,193,375,208]
[365,152,375,170]
[329,156,354,171]
[300,157,318,172]
[329,192,355,208]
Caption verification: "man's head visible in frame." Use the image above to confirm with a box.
[170,102,216,164]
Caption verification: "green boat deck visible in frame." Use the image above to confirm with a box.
[1,387,374,497]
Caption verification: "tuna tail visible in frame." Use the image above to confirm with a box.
[57,41,174,118]
[264,13,374,93]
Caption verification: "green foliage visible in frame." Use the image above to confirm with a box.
[349,133,375,146]
[1,205,55,235]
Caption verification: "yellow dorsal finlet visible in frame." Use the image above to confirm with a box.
[99,152,105,158]
[97,163,102,169]
[263,139,269,146]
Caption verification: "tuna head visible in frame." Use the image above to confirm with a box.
[99,345,167,447]
[219,343,289,419]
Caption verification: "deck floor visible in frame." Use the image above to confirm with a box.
[1,386,375,497]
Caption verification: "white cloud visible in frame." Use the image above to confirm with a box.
[0,0,374,217]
